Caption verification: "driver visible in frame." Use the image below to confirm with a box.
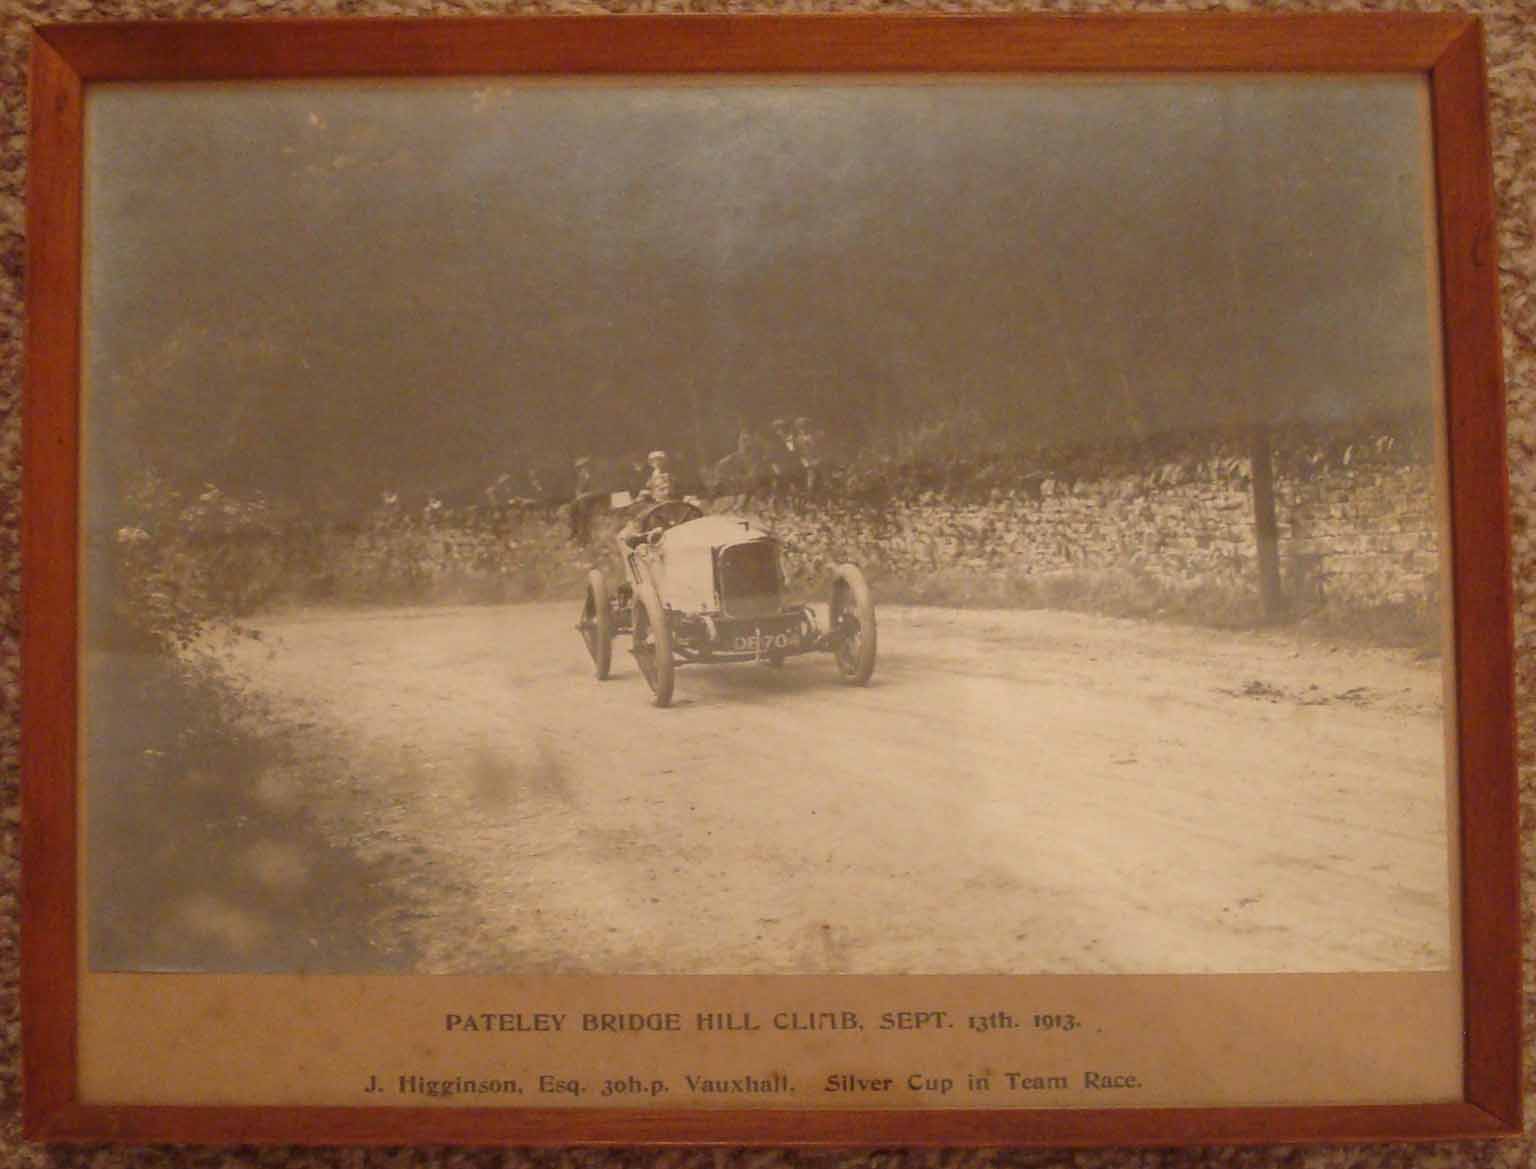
[619,450,682,548]
[642,450,676,503]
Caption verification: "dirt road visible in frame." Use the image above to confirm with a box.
[218,602,1452,975]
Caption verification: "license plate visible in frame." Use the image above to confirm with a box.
[730,629,794,652]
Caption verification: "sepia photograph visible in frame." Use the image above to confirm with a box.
[80,72,1455,984]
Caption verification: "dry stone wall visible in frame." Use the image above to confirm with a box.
[722,429,1439,638]
[152,424,1440,644]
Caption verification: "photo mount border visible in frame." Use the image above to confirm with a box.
[20,13,1520,1148]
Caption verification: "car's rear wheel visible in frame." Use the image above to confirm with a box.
[830,563,877,685]
[632,584,674,707]
[579,568,613,679]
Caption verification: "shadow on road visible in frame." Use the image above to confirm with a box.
[658,656,888,707]
[86,652,424,973]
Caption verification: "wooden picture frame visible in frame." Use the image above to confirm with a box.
[22,13,1520,1148]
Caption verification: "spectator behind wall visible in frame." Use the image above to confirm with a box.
[711,430,764,496]
[794,416,824,493]
[567,454,608,545]
[768,418,797,493]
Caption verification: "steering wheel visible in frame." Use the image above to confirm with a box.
[639,499,704,533]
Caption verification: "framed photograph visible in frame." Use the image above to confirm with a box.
[22,13,1520,1147]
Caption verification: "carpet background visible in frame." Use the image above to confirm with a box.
[0,1,1530,1166]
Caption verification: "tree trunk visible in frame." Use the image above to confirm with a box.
[1249,423,1286,620]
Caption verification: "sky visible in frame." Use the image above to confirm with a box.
[83,75,1440,508]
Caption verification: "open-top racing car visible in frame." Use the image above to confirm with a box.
[576,499,876,707]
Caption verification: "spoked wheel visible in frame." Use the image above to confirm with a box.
[578,568,613,679]
[830,563,877,685]
[631,584,675,707]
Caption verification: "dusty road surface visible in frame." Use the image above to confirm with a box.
[215,602,1452,975]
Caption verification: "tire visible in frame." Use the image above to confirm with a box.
[579,568,613,680]
[632,583,675,707]
[830,563,877,685]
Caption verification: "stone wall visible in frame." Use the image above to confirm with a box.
[717,428,1439,637]
[149,424,1441,644]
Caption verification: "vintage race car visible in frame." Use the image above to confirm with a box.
[576,499,876,707]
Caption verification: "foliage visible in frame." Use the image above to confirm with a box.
[95,470,287,653]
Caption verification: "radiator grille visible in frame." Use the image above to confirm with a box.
[717,541,782,619]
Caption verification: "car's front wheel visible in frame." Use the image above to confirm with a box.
[830,563,877,685]
[579,568,613,680]
[632,583,675,707]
